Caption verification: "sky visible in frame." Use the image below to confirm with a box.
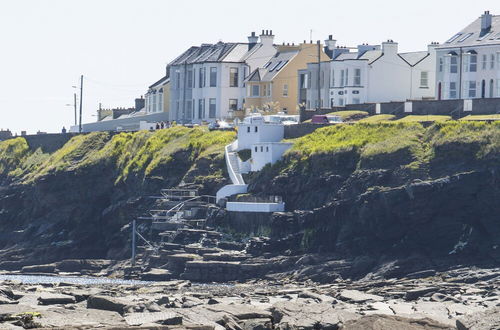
[0,0,499,134]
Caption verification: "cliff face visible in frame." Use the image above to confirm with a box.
[0,128,235,268]
[247,122,500,267]
[0,122,499,271]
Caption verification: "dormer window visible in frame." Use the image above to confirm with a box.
[457,33,473,43]
[446,33,462,43]
[478,31,493,41]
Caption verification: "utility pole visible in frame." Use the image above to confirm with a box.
[131,220,136,266]
[79,75,83,133]
[73,93,77,126]
[317,40,321,110]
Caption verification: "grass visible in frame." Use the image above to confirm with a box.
[397,115,451,123]
[459,114,500,121]
[358,114,396,123]
[326,110,370,121]
[1,127,236,184]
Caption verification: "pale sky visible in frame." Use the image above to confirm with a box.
[0,0,498,134]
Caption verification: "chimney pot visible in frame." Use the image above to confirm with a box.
[270,30,273,35]
[329,34,333,40]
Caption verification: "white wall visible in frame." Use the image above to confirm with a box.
[251,142,292,171]
[226,201,285,212]
[237,122,284,150]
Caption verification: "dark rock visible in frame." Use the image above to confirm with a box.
[405,287,439,301]
[37,293,76,305]
[140,268,172,281]
[87,295,128,314]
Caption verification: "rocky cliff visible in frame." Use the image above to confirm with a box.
[0,122,499,274]
[0,127,235,269]
[245,122,500,272]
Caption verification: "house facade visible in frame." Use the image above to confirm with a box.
[244,42,329,115]
[300,37,437,109]
[168,31,277,124]
[144,76,170,115]
[435,11,500,100]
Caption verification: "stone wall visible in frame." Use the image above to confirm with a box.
[23,133,79,153]
[301,98,500,121]
[284,123,330,139]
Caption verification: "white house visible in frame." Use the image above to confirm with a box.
[435,11,500,100]
[251,142,293,171]
[168,31,277,124]
[300,37,437,109]
[144,76,169,114]
[236,115,284,150]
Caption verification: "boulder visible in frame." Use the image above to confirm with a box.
[87,295,128,314]
[405,287,439,301]
[271,301,358,329]
[124,312,182,326]
[456,307,500,330]
[342,315,454,330]
[37,293,76,305]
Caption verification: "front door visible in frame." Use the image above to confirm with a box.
[481,80,486,98]
[438,82,442,100]
[490,79,495,98]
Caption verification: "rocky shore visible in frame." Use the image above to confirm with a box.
[1,265,499,329]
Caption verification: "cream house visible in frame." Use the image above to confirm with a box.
[244,41,330,115]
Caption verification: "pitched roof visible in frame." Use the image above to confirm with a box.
[437,14,500,48]
[260,50,299,81]
[149,76,169,89]
[169,42,261,66]
[398,51,430,66]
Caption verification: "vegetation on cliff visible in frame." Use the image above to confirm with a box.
[0,127,235,185]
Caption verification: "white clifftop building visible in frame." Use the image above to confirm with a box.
[168,31,277,124]
[435,11,500,100]
[300,37,437,109]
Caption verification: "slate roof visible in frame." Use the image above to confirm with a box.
[244,49,299,82]
[148,76,169,89]
[169,42,262,66]
[437,14,500,49]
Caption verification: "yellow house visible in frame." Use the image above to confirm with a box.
[244,42,329,115]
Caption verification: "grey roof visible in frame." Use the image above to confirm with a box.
[244,49,299,82]
[398,51,430,66]
[169,42,262,66]
[149,76,169,89]
[358,50,384,63]
[334,52,359,61]
[437,14,500,49]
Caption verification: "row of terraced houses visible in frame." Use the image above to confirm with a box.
[81,11,500,131]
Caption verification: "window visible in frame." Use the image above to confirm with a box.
[300,73,308,89]
[307,72,312,89]
[186,99,192,118]
[199,68,206,88]
[266,146,269,152]
[251,85,260,97]
[198,99,205,119]
[468,81,476,98]
[158,93,163,112]
[187,69,193,88]
[478,32,493,41]
[209,98,216,118]
[340,70,345,87]
[209,67,217,87]
[469,54,477,72]
[446,33,462,43]
[247,127,251,133]
[262,84,267,97]
[275,60,288,71]
[457,33,473,43]
[497,53,500,68]
[330,69,335,87]
[439,57,443,72]
[450,56,458,73]
[345,69,349,86]
[260,146,263,152]
[354,68,361,86]
[152,94,157,112]
[229,99,238,111]
[420,71,429,87]
[491,54,496,69]
[339,98,344,106]
[255,126,258,133]
[269,61,282,71]
[229,68,239,87]
[254,146,257,152]
[497,79,500,97]
[283,84,288,97]
[449,82,457,99]
[482,55,487,70]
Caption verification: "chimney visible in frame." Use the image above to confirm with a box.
[135,97,145,111]
[481,11,492,32]
[324,35,337,58]
[382,40,398,55]
[427,41,439,53]
[259,29,275,47]
[357,44,380,55]
[248,31,258,50]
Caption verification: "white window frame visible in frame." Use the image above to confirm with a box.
[354,68,361,86]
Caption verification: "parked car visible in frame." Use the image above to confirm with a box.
[311,115,343,124]
[208,121,234,131]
